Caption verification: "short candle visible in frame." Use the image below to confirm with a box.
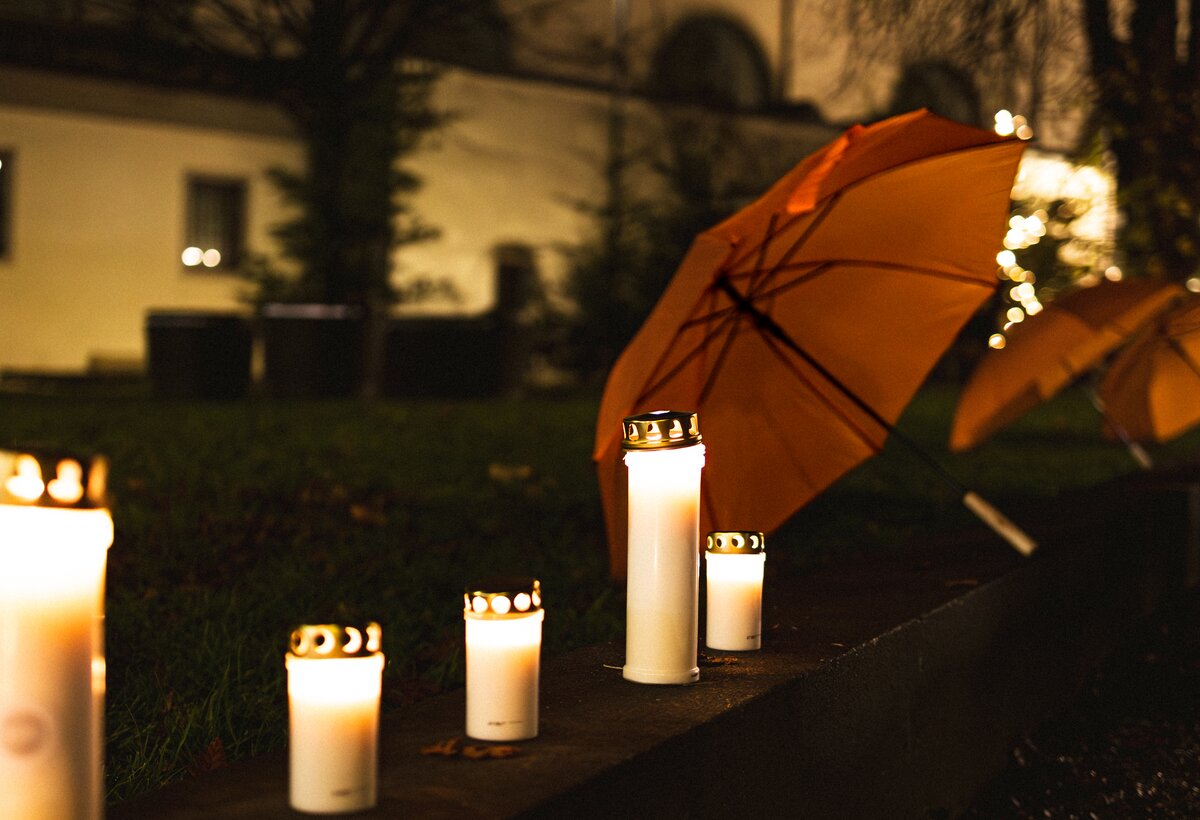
[0,447,113,820]
[286,622,384,815]
[622,411,705,684]
[464,577,543,741]
[705,531,766,651]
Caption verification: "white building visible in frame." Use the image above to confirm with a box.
[0,0,1082,375]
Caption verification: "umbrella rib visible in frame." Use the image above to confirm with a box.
[1167,335,1200,381]
[716,275,968,493]
[746,212,780,295]
[757,325,884,454]
[725,191,844,290]
[731,259,996,293]
[634,310,740,406]
[695,311,745,406]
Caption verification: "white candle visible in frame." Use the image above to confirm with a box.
[622,411,705,684]
[286,622,384,815]
[464,578,543,741]
[705,532,766,651]
[0,449,112,820]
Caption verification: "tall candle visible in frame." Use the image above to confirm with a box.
[622,411,705,684]
[705,531,765,651]
[286,622,384,815]
[464,578,543,741]
[0,448,112,820]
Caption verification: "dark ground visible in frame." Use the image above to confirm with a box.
[964,588,1200,818]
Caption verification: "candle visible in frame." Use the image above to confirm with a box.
[622,411,705,684]
[705,531,765,651]
[0,447,112,820]
[286,622,384,815]
[464,578,543,741]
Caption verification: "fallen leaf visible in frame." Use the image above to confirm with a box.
[420,736,464,757]
[488,463,533,483]
[698,653,739,667]
[186,737,226,776]
[945,578,980,588]
[462,743,521,760]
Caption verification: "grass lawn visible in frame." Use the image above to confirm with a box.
[0,382,1195,803]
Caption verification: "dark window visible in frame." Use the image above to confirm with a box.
[183,176,245,271]
[889,61,981,127]
[649,16,771,111]
[0,150,12,260]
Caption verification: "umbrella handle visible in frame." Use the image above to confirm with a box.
[962,491,1038,556]
[1128,442,1154,470]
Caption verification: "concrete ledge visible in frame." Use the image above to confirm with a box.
[112,472,1196,819]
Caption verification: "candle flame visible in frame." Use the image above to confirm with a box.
[47,459,85,504]
[5,455,45,502]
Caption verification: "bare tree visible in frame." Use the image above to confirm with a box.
[834,0,1200,283]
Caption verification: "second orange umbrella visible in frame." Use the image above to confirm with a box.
[950,279,1182,452]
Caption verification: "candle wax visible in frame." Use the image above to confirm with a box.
[465,611,542,741]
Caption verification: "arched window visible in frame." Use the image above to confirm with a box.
[889,61,981,127]
[648,15,771,111]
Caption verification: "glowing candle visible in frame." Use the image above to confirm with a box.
[464,578,543,741]
[0,447,112,820]
[286,622,384,815]
[622,411,705,684]
[705,531,766,651]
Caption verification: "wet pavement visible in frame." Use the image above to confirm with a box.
[964,589,1200,818]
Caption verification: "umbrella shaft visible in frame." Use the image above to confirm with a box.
[714,275,966,494]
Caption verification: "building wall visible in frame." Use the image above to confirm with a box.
[0,69,302,371]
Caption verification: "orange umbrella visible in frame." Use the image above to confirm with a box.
[1099,297,1200,443]
[594,110,1031,579]
[949,280,1182,452]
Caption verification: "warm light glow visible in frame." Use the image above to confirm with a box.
[1187,277,1200,294]
[1026,301,1044,316]
[996,250,1016,267]
[994,109,1015,136]
[706,551,765,583]
[1006,307,1025,323]
[1104,265,1123,282]
[46,460,85,505]
[365,623,382,653]
[705,551,765,651]
[988,333,1007,349]
[464,610,543,741]
[5,455,45,502]
[472,596,487,614]
[465,609,543,647]
[181,246,203,266]
[286,654,384,705]
[201,248,222,268]
[513,592,531,612]
[343,627,363,655]
[492,595,511,615]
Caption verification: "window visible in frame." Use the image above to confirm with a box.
[0,150,12,260]
[649,16,771,111]
[182,175,245,271]
[889,62,981,127]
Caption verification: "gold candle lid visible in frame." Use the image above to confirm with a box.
[288,622,382,659]
[464,577,542,617]
[706,531,765,555]
[0,446,109,509]
[621,411,701,451]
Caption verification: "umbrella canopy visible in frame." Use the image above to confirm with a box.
[1099,297,1200,443]
[594,110,1027,578]
[949,279,1182,452]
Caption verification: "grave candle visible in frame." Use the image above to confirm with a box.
[0,447,112,820]
[286,622,384,815]
[705,531,766,651]
[622,411,705,684]
[464,578,543,741]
